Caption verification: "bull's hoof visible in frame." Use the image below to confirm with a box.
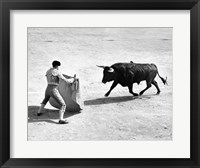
[139,92,143,96]
[133,93,138,96]
[156,91,161,95]
[104,93,109,97]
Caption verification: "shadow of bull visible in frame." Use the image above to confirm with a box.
[84,95,152,106]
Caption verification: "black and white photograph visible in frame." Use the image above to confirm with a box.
[28,27,172,141]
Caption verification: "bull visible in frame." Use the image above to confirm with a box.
[97,62,167,97]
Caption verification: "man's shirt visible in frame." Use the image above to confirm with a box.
[45,68,72,85]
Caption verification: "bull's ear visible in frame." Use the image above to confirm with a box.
[97,65,105,69]
[108,67,114,72]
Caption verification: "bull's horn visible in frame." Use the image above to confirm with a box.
[97,65,105,69]
[108,67,114,72]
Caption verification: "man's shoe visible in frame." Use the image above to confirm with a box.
[37,113,42,116]
[58,120,68,124]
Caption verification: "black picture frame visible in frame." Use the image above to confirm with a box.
[0,0,200,167]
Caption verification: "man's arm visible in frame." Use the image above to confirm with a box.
[63,74,74,79]
[52,69,75,83]
[58,73,74,83]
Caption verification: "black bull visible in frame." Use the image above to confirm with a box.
[97,62,167,97]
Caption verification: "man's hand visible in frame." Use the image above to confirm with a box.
[64,78,74,84]
[61,74,77,84]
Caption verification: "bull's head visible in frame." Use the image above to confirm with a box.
[97,65,115,84]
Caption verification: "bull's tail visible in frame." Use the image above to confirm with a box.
[157,71,168,85]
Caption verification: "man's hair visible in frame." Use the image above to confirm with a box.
[52,60,61,67]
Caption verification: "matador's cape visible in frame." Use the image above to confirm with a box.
[49,75,82,112]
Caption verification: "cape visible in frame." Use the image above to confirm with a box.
[49,75,82,112]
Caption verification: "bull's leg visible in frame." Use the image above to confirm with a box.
[128,84,138,96]
[105,81,118,97]
[152,80,160,94]
[139,81,152,95]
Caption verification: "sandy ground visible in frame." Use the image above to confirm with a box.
[28,28,172,141]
